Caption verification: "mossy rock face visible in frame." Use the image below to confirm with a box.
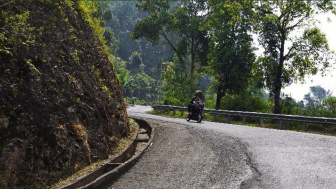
[0,1,129,188]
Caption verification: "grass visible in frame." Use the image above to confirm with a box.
[147,110,336,137]
[50,118,138,189]
[110,118,138,156]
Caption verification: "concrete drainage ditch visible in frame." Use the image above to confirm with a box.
[60,118,153,189]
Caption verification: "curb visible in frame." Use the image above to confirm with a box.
[60,118,154,189]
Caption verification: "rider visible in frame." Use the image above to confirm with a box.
[188,90,204,115]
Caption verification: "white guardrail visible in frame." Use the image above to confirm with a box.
[152,105,336,130]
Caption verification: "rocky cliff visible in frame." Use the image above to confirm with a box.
[0,0,129,188]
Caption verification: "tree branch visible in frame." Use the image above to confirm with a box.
[0,0,14,8]
[160,29,187,75]
[257,6,273,15]
[285,16,306,32]
[284,45,296,60]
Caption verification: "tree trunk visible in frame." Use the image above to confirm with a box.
[273,37,285,114]
[190,38,196,82]
[273,88,281,114]
[215,86,223,110]
[190,48,195,82]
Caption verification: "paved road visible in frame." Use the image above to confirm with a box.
[111,105,336,189]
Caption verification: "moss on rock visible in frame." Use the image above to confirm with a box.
[0,0,129,188]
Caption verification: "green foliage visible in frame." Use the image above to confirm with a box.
[114,59,130,88]
[254,0,335,114]
[280,96,302,115]
[123,71,155,103]
[78,0,109,53]
[71,50,80,64]
[290,27,331,80]
[162,61,199,106]
[133,0,210,79]
[105,1,140,61]
[128,51,143,73]
[103,27,118,54]
[87,1,336,119]
[25,59,41,74]
[132,17,161,43]
[299,85,335,117]
[221,90,272,113]
[304,85,332,106]
[0,9,36,64]
[204,0,255,109]
[322,97,336,118]
[93,2,119,54]
[98,1,174,105]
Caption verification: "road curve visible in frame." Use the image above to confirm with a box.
[111,105,336,189]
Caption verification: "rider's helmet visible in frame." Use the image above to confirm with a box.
[195,90,202,97]
[195,90,205,102]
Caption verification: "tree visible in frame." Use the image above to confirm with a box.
[127,51,143,73]
[304,85,331,106]
[99,1,168,103]
[303,86,334,117]
[221,91,272,113]
[132,0,209,81]
[124,72,154,102]
[205,0,255,109]
[322,97,336,118]
[280,96,300,115]
[254,0,335,114]
[105,1,140,60]
[161,61,199,106]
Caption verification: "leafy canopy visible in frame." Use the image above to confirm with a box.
[254,0,335,113]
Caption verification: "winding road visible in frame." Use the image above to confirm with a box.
[110,105,336,189]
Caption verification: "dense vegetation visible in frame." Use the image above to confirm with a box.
[101,0,335,118]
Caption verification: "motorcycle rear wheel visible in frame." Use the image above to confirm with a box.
[197,114,202,123]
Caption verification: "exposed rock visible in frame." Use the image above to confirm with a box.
[0,0,129,188]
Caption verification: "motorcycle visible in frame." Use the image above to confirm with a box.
[186,101,205,123]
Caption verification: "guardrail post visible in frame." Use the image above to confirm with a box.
[180,110,184,117]
[302,123,307,131]
[227,116,231,124]
[329,125,333,133]
[242,117,246,125]
[173,109,176,116]
[213,114,217,122]
[260,118,264,126]
[278,120,283,129]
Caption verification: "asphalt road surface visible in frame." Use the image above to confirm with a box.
[110,105,336,189]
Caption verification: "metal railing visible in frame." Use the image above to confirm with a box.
[152,105,336,130]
